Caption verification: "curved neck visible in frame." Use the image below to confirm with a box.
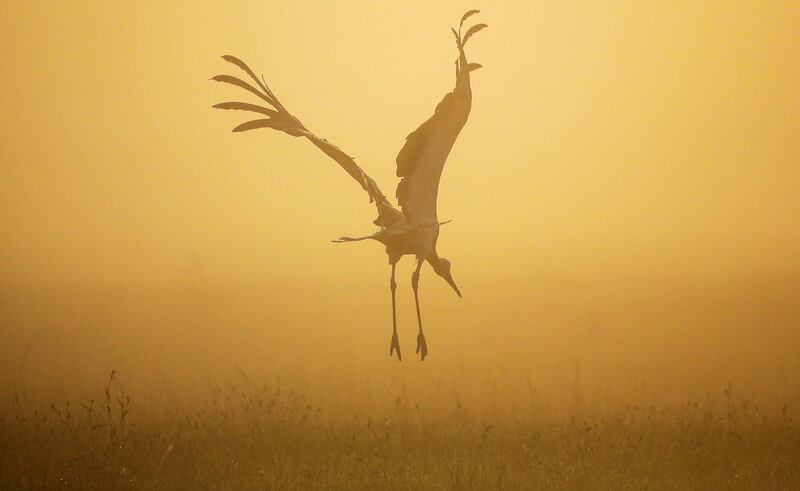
[427,250,443,272]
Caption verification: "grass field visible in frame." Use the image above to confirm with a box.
[2,371,798,490]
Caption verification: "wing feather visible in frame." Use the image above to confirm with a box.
[395,91,469,224]
[395,64,475,222]
[213,56,402,227]
[394,12,486,225]
[460,10,481,27]
[211,75,274,105]
[462,23,488,45]
[213,102,279,117]
[232,118,308,137]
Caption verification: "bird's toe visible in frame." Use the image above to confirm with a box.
[416,334,428,361]
[390,333,402,361]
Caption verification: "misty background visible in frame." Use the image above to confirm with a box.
[1,1,798,414]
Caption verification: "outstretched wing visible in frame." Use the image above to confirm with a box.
[395,11,487,226]
[212,55,402,228]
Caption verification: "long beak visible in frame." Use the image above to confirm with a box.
[445,274,462,298]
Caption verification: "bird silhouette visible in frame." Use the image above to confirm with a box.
[212,10,486,361]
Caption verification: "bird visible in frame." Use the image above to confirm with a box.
[212,10,487,361]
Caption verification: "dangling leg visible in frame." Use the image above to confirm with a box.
[412,260,428,361]
[389,263,401,361]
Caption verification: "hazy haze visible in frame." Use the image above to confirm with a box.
[1,1,799,411]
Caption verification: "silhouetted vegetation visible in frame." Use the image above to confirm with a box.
[2,372,798,490]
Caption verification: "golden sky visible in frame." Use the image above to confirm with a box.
[1,1,798,287]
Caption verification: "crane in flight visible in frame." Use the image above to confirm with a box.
[212,11,486,361]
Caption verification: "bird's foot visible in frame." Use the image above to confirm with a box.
[390,332,402,361]
[416,333,428,361]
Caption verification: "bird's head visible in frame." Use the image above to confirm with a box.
[431,256,461,298]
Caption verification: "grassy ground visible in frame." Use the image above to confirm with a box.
[1,372,798,490]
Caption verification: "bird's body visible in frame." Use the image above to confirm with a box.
[213,11,486,360]
[384,223,440,264]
